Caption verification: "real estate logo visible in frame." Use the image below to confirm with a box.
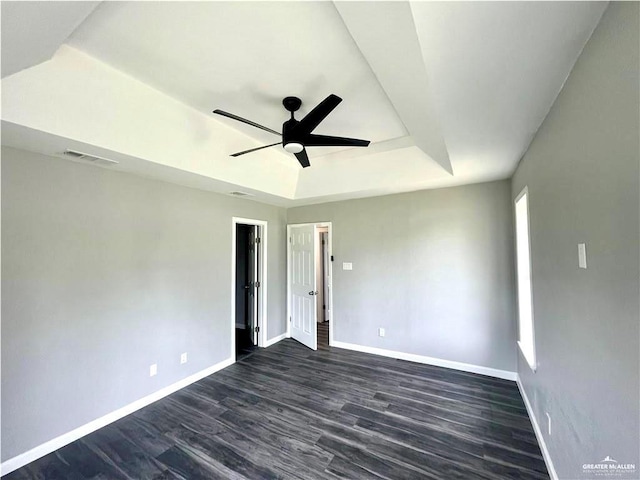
[582,456,637,477]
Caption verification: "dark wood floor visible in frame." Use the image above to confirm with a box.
[318,321,329,349]
[4,337,549,480]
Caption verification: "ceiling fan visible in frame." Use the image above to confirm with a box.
[213,94,370,168]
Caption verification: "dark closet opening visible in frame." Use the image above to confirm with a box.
[235,224,259,360]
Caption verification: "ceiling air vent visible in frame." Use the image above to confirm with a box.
[62,150,119,167]
[229,191,254,197]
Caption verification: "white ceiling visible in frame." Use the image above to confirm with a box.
[1,1,99,78]
[67,1,408,156]
[1,1,608,206]
[410,1,609,180]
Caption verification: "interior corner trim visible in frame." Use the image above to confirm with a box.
[516,376,559,480]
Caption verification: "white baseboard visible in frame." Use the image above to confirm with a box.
[264,332,287,347]
[331,341,517,381]
[0,356,235,476]
[516,376,558,480]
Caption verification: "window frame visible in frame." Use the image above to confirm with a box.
[514,186,537,371]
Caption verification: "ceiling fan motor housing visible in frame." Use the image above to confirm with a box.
[283,118,303,152]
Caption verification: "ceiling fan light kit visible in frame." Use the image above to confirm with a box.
[284,142,304,154]
[213,94,371,168]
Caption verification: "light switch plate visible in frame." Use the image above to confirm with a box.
[180,353,188,364]
[343,262,353,271]
[378,328,385,337]
[578,243,587,269]
[149,364,157,377]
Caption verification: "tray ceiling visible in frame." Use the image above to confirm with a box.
[1,1,608,206]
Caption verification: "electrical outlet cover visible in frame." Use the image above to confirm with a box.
[545,412,551,435]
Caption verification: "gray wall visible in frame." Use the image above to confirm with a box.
[511,2,639,478]
[288,180,517,372]
[1,146,287,461]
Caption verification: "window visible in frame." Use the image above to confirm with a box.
[515,187,536,370]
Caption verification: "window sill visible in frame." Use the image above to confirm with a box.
[518,341,537,372]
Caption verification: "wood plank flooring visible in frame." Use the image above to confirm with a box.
[3,336,549,480]
[318,322,329,349]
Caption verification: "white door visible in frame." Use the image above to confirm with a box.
[289,224,317,350]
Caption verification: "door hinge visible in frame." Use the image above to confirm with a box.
[255,281,261,288]
[289,316,292,322]
[331,255,334,262]
[322,240,325,245]
[256,237,261,244]
[255,326,260,333]
[323,304,326,309]
[289,237,292,244]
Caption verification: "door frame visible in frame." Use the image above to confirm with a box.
[287,222,334,346]
[231,217,268,356]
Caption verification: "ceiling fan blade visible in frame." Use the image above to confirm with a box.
[231,142,282,157]
[294,148,310,168]
[213,110,281,136]
[303,134,370,147]
[294,94,342,135]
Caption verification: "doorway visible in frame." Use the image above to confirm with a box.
[287,222,333,351]
[316,227,330,348]
[232,217,268,362]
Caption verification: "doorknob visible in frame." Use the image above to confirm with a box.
[308,291,318,296]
